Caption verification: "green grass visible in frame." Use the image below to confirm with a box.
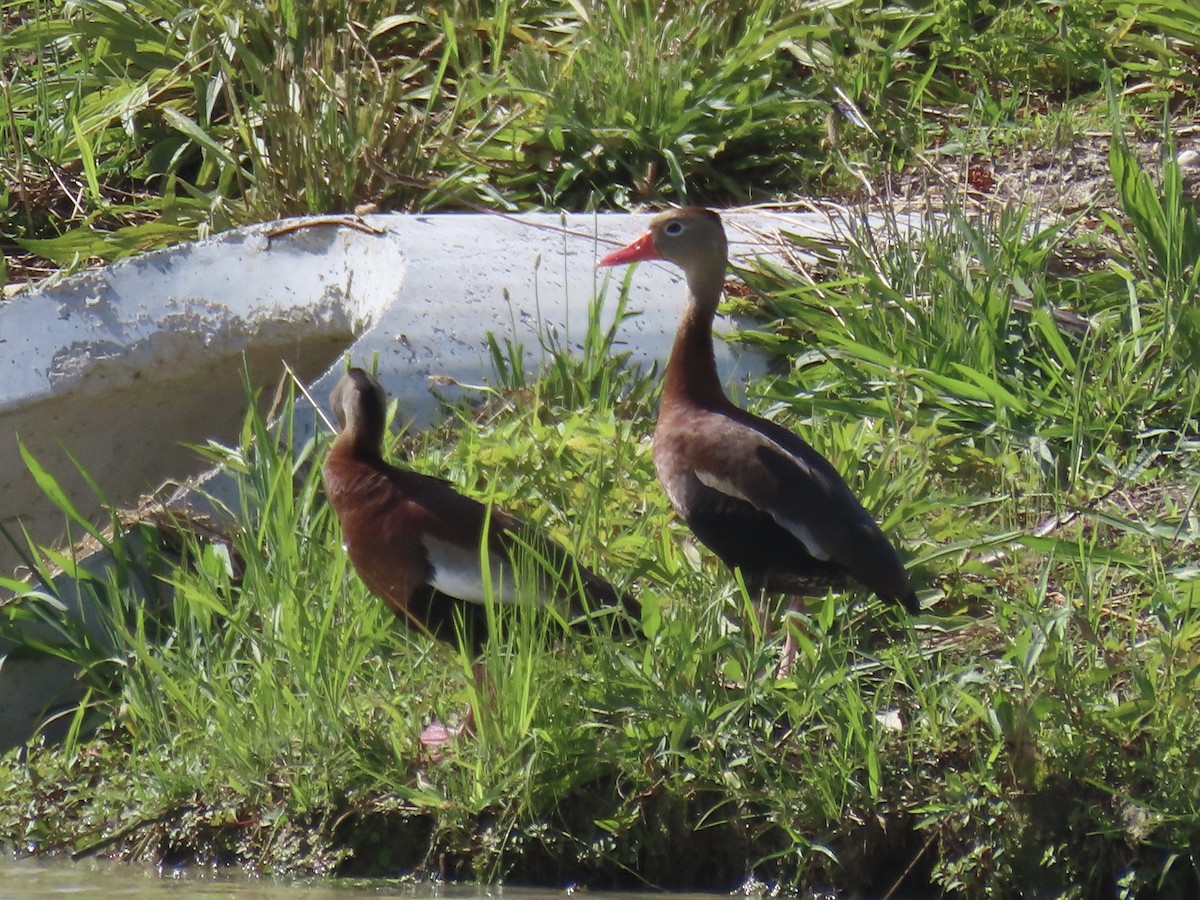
[3,115,1200,893]
[2,0,1200,894]
[4,0,1200,278]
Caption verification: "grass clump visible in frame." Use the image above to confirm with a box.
[5,0,1200,279]
[497,0,825,208]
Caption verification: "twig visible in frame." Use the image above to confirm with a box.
[361,158,787,250]
[976,449,1162,566]
[881,827,939,900]
[264,215,385,241]
[1172,478,1200,546]
[283,360,337,435]
[1009,296,1093,337]
[71,804,197,861]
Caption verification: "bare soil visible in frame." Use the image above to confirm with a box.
[886,127,1200,247]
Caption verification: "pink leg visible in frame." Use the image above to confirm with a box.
[419,661,485,751]
[776,595,807,679]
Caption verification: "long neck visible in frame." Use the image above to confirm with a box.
[662,286,729,411]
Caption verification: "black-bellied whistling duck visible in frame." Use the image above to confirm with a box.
[323,367,638,747]
[600,208,918,674]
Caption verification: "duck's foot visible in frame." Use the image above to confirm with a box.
[420,705,477,755]
[776,632,797,680]
[775,595,808,679]
[419,720,467,749]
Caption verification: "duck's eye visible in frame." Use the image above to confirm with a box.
[664,221,684,236]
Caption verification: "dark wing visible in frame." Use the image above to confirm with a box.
[676,473,850,595]
[686,409,917,610]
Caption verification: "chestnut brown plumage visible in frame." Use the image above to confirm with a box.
[323,367,637,745]
[600,208,918,673]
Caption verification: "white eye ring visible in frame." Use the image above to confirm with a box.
[664,221,684,236]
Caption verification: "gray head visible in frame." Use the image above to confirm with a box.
[599,206,729,303]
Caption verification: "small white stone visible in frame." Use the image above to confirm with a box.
[876,708,904,731]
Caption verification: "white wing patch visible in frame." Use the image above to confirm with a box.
[423,535,555,605]
[773,515,831,561]
[424,536,516,605]
[695,469,753,504]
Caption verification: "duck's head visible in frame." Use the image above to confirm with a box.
[599,207,728,293]
[329,367,387,452]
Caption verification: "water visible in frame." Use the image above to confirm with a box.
[3,856,370,898]
[0,857,709,900]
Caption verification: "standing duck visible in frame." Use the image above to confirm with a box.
[600,208,918,673]
[323,367,637,746]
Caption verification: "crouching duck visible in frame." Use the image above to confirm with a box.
[323,367,638,747]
